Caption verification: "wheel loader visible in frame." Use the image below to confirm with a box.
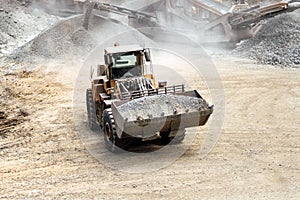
[86,44,213,152]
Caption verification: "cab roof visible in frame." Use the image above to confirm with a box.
[104,45,144,54]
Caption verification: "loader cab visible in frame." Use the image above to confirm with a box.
[104,45,152,81]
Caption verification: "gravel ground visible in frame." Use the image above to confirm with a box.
[1,54,299,200]
[234,10,300,67]
[0,1,299,199]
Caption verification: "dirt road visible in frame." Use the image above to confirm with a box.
[0,53,299,199]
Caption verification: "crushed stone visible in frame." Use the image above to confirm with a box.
[234,10,300,68]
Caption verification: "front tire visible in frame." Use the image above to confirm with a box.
[102,109,131,152]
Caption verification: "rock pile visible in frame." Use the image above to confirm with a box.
[0,0,60,58]
[117,94,210,122]
[234,10,300,68]
[17,16,97,59]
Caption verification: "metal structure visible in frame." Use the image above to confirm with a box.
[164,0,300,42]
[82,1,158,30]
[86,45,213,152]
[37,0,300,43]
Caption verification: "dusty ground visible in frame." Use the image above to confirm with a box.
[0,54,299,199]
[0,0,299,199]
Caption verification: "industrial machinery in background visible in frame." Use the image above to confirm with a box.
[86,44,213,152]
[80,0,300,43]
[166,0,300,42]
[34,0,300,43]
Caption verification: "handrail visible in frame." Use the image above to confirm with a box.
[120,84,185,100]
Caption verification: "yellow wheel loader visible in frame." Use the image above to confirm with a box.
[86,44,213,152]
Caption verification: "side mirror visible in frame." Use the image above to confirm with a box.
[144,48,151,62]
[90,65,94,80]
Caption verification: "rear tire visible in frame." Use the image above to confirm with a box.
[86,89,98,131]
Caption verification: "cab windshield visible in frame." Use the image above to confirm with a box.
[111,52,142,79]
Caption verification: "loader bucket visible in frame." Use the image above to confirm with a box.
[111,90,213,139]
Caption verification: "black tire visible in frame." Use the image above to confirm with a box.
[160,132,172,145]
[86,89,98,131]
[102,109,131,152]
[160,130,185,145]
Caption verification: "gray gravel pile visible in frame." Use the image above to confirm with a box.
[0,1,27,47]
[118,94,210,122]
[234,11,300,67]
[0,0,96,60]
[0,0,60,58]
[16,16,97,59]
